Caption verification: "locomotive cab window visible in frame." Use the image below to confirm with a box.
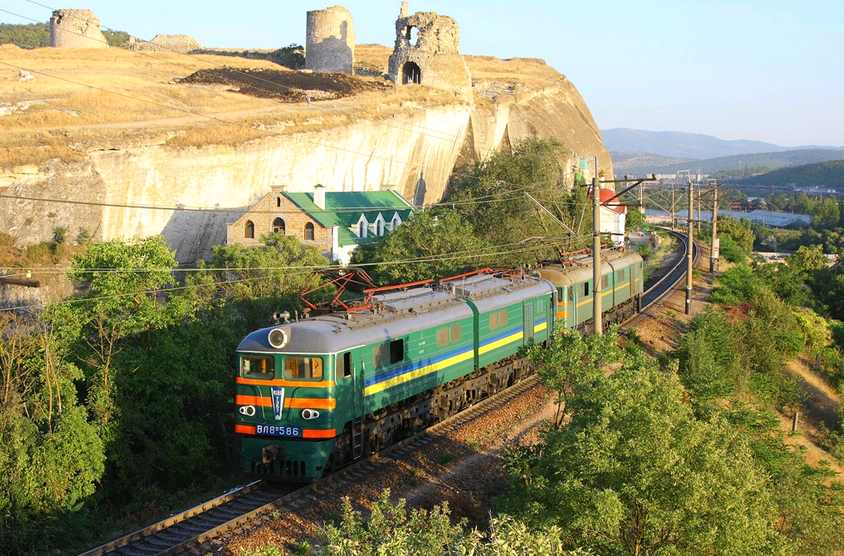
[241,354,274,380]
[283,356,324,381]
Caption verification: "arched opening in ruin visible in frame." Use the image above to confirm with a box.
[273,217,286,234]
[404,26,420,46]
[402,62,421,85]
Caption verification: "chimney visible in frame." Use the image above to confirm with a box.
[313,183,326,210]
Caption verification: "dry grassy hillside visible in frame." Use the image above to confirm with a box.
[0,43,568,170]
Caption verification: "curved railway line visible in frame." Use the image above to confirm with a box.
[78,231,699,556]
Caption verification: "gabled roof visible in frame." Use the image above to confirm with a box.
[589,188,627,216]
[284,189,416,246]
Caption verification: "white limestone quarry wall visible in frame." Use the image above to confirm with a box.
[89,106,471,262]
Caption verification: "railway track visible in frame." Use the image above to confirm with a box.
[78,374,542,556]
[77,233,697,556]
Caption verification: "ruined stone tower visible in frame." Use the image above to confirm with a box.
[50,9,108,48]
[387,3,472,98]
[305,6,355,74]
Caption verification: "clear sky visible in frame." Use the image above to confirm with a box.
[3,0,843,148]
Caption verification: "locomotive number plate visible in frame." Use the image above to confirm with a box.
[256,424,302,438]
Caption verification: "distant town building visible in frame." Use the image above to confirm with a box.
[226,185,416,265]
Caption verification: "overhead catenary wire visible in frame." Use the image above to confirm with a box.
[0,236,577,313]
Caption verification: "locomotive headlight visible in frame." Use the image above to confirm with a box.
[239,405,256,417]
[301,409,320,420]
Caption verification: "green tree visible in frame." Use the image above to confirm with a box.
[0,311,104,554]
[718,217,755,255]
[317,490,588,556]
[64,236,178,436]
[786,244,827,274]
[527,325,621,428]
[625,208,646,232]
[502,359,783,556]
[351,210,492,285]
[444,138,589,265]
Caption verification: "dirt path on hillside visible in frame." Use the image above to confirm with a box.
[635,254,844,482]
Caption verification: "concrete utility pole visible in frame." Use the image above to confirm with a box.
[589,168,656,335]
[709,180,721,272]
[672,182,677,230]
[686,176,694,316]
[592,165,602,336]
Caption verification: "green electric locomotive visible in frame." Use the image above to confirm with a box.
[235,270,557,481]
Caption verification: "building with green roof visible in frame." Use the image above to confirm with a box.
[225,185,416,265]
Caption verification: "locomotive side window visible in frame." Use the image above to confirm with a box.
[619,269,625,281]
[241,354,274,380]
[284,356,324,381]
[449,323,461,342]
[373,343,389,367]
[582,282,590,296]
[390,339,404,364]
[438,324,462,347]
[490,310,508,331]
[602,275,609,289]
[374,340,404,367]
[437,327,449,348]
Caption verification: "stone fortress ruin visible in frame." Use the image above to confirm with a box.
[302,3,471,96]
[387,2,472,98]
[50,9,108,48]
[305,6,355,74]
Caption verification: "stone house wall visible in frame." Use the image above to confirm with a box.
[226,189,333,258]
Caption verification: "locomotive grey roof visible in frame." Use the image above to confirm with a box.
[236,274,555,355]
[536,250,643,288]
[237,286,472,355]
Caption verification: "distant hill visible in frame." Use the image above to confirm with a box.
[730,159,844,189]
[602,128,844,160]
[613,149,844,175]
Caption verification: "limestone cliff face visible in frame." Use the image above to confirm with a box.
[0,76,610,264]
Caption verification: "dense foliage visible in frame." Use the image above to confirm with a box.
[0,22,49,48]
[350,210,493,285]
[443,138,592,266]
[732,159,844,189]
[0,233,330,555]
[314,491,588,556]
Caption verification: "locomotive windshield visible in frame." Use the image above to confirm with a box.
[241,354,274,380]
[283,356,324,381]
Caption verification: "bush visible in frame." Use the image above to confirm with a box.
[719,234,747,263]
